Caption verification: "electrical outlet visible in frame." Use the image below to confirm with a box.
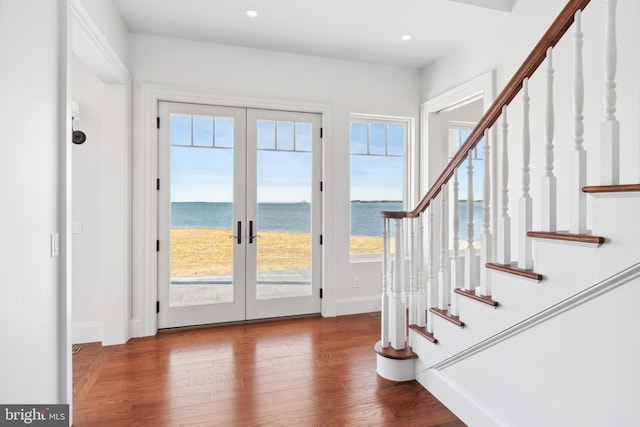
[353,276,361,288]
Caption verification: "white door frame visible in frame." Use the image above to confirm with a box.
[132,83,333,337]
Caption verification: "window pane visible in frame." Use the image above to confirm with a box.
[214,117,234,148]
[350,123,368,154]
[295,122,312,152]
[257,120,275,150]
[276,121,294,151]
[193,116,213,147]
[170,114,191,146]
[369,123,386,155]
[387,124,404,156]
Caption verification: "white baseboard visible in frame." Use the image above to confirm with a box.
[72,321,102,344]
[417,368,510,427]
[335,295,380,316]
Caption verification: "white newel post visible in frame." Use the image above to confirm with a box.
[542,47,557,232]
[464,150,477,290]
[408,218,417,326]
[519,78,533,270]
[570,10,587,234]
[390,218,406,350]
[416,216,426,327]
[497,106,512,264]
[601,0,619,185]
[438,185,450,310]
[426,205,436,333]
[381,217,390,347]
[480,129,493,296]
[450,170,462,316]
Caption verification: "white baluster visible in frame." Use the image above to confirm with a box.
[570,10,587,234]
[390,218,406,350]
[497,106,511,264]
[464,149,477,290]
[450,170,462,316]
[426,205,436,334]
[480,129,493,296]
[601,0,620,185]
[381,217,390,347]
[519,78,533,270]
[438,185,450,310]
[408,218,417,326]
[416,216,426,328]
[542,47,557,232]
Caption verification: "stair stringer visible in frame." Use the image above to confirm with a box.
[415,261,640,427]
[410,191,640,368]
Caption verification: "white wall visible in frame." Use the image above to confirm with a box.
[70,1,131,345]
[0,0,68,403]
[72,56,106,343]
[129,35,421,332]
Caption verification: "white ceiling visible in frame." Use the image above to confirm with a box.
[112,0,514,69]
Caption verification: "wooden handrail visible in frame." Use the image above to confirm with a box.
[382,0,592,220]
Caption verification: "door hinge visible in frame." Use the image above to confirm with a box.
[156,178,160,190]
[156,240,160,252]
[156,301,160,313]
[156,117,160,129]
[320,235,323,245]
[320,288,323,299]
[320,127,323,138]
[320,181,323,192]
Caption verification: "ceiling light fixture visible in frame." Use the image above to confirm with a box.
[246,10,258,18]
[401,34,412,41]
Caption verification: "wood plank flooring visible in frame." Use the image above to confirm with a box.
[73,313,465,426]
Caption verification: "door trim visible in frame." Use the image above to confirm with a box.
[132,82,334,337]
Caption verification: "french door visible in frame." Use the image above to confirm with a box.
[157,102,322,328]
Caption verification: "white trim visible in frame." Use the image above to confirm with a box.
[335,295,380,316]
[132,82,335,336]
[72,322,103,344]
[418,368,511,427]
[70,0,129,84]
[424,260,640,371]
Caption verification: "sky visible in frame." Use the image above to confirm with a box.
[170,115,313,203]
[169,114,484,205]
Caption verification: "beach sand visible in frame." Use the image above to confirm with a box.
[171,228,383,277]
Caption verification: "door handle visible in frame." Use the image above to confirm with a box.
[249,220,259,244]
[233,221,242,244]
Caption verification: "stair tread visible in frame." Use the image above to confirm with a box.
[583,184,640,193]
[408,324,438,344]
[486,262,543,281]
[454,288,499,307]
[429,308,465,327]
[374,340,418,360]
[527,230,605,245]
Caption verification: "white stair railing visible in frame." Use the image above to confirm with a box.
[450,170,462,315]
[480,128,493,295]
[438,186,450,310]
[542,47,557,232]
[464,150,477,290]
[381,217,390,347]
[408,218,418,326]
[426,205,436,334]
[570,10,587,234]
[601,0,619,185]
[390,218,405,350]
[416,216,426,328]
[497,106,512,265]
[519,78,533,270]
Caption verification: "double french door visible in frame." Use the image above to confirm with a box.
[157,102,322,328]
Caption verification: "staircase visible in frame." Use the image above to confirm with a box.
[375,1,640,425]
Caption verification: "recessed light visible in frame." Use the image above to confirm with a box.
[401,34,412,41]
[246,10,258,18]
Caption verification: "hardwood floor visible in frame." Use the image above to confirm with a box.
[73,313,465,426]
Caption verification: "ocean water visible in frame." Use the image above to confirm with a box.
[171,201,484,240]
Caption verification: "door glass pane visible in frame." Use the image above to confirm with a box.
[255,124,313,300]
[169,114,235,307]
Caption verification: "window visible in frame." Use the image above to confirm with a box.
[350,116,408,258]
